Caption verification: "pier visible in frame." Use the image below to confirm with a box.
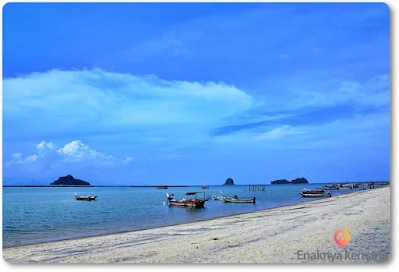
[248,184,267,191]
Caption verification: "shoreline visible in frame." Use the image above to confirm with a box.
[2,181,390,188]
[3,187,371,249]
[3,187,390,263]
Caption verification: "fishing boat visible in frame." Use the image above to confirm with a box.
[211,191,227,201]
[322,184,340,190]
[75,192,97,201]
[166,192,206,208]
[298,188,331,198]
[212,195,226,201]
[339,183,354,189]
[299,188,325,193]
[223,195,256,204]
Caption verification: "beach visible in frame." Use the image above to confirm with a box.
[3,187,390,264]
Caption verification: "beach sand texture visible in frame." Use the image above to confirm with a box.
[3,187,390,264]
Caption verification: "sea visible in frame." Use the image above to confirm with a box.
[2,184,366,248]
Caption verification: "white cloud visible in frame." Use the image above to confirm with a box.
[37,141,56,151]
[8,140,131,167]
[57,140,114,163]
[259,73,390,113]
[254,125,305,141]
[213,125,306,145]
[122,156,135,164]
[11,153,22,160]
[2,69,255,149]
[3,68,253,125]
[25,154,39,162]
[3,69,389,149]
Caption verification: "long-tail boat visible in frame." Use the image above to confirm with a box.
[223,195,256,203]
[166,192,206,208]
[298,188,331,198]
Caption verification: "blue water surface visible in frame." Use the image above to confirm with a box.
[3,184,360,247]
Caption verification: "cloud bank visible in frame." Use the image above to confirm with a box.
[7,140,133,174]
[3,69,254,138]
[2,68,390,183]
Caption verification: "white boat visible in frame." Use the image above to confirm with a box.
[300,192,331,198]
[212,195,226,201]
[298,189,331,198]
[322,184,340,190]
[211,191,227,201]
[339,184,354,189]
[223,196,256,203]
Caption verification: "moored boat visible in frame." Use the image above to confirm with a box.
[223,195,256,204]
[298,188,331,198]
[339,183,354,189]
[211,191,227,201]
[322,184,340,190]
[212,195,226,201]
[75,192,97,201]
[166,192,206,208]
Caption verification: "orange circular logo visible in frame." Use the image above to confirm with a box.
[334,229,351,248]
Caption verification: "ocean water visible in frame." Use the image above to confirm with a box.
[3,184,361,248]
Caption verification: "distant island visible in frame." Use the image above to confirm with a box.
[291,178,308,184]
[223,177,235,185]
[50,175,91,186]
[271,177,309,184]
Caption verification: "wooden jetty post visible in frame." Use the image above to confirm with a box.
[248,184,266,191]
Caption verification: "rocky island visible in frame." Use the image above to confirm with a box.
[291,178,308,184]
[270,179,290,184]
[50,175,91,186]
[271,177,309,184]
[223,178,235,185]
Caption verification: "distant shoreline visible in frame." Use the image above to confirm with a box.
[2,181,390,188]
[2,185,189,188]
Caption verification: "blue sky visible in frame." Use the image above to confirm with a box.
[2,2,390,185]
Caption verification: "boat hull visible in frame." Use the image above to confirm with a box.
[300,193,331,198]
[75,196,97,201]
[212,196,226,201]
[223,198,256,204]
[168,200,205,208]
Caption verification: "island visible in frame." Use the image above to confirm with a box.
[223,178,235,185]
[291,178,309,184]
[50,175,91,186]
[271,177,309,185]
[270,179,290,184]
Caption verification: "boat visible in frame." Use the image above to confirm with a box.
[212,195,226,201]
[201,184,209,189]
[339,184,354,190]
[157,185,168,189]
[211,191,227,201]
[300,191,331,198]
[223,195,256,203]
[299,188,325,193]
[298,188,331,198]
[322,184,340,190]
[75,192,97,201]
[166,192,206,208]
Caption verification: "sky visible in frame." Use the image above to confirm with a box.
[2,2,390,185]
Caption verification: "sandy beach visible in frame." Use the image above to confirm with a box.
[3,187,390,264]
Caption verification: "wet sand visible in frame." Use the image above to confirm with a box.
[3,187,390,263]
